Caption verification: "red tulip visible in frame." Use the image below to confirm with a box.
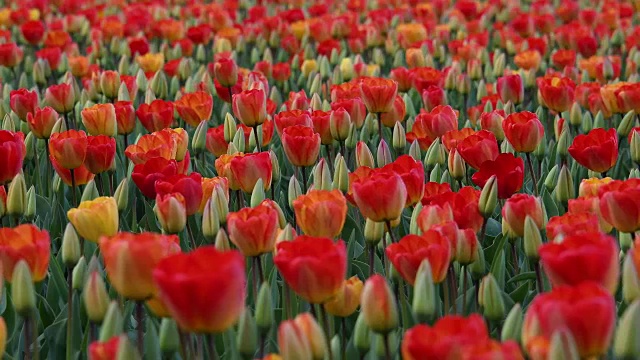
[50,157,95,186]
[26,107,58,139]
[10,89,38,121]
[402,314,490,360]
[537,76,576,113]
[273,62,292,83]
[20,20,45,45]
[551,49,576,69]
[386,231,451,285]
[227,200,279,257]
[309,110,332,145]
[206,124,228,157]
[522,282,615,358]
[421,85,447,112]
[496,74,524,105]
[0,42,23,68]
[131,157,180,198]
[274,109,313,137]
[175,91,213,127]
[352,169,407,222]
[381,155,426,207]
[429,187,484,233]
[48,130,88,170]
[0,130,24,185]
[472,153,525,199]
[281,125,321,168]
[502,194,544,237]
[615,83,640,114]
[136,100,174,132]
[88,336,120,360]
[114,101,136,135]
[568,128,618,173]
[44,82,75,114]
[414,105,458,140]
[232,89,268,128]
[502,111,544,153]
[229,152,273,193]
[411,67,443,93]
[0,224,50,282]
[155,173,203,216]
[359,77,398,113]
[479,109,506,142]
[390,67,413,92]
[456,130,499,170]
[546,212,602,241]
[331,98,366,128]
[274,236,347,304]
[85,135,116,175]
[442,128,475,152]
[597,179,640,233]
[214,57,239,87]
[379,95,406,128]
[153,246,245,333]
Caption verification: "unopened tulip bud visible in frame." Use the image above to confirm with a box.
[116,334,141,360]
[278,319,313,360]
[409,203,423,235]
[594,111,605,129]
[111,178,129,212]
[557,129,571,162]
[330,108,351,142]
[392,123,406,151]
[353,312,371,355]
[332,156,349,193]
[412,260,436,323]
[623,253,640,304]
[549,328,580,360]
[614,300,640,358]
[99,301,124,341]
[618,111,635,137]
[479,175,498,218]
[155,193,187,234]
[214,229,231,252]
[255,282,273,333]
[24,186,35,221]
[100,71,120,100]
[479,274,505,322]
[377,140,392,167]
[232,127,245,152]
[236,309,258,358]
[447,148,466,181]
[62,223,81,267]
[159,319,180,353]
[81,180,99,202]
[2,114,14,132]
[294,313,327,360]
[364,219,385,246]
[569,103,582,127]
[631,132,640,166]
[501,303,522,342]
[544,165,559,192]
[356,141,374,168]
[202,198,220,241]
[500,138,515,154]
[12,261,36,316]
[631,168,640,179]
[523,216,543,261]
[192,121,208,155]
[555,164,574,205]
[269,151,281,185]
[6,173,26,217]
[72,257,87,290]
[361,275,398,334]
[425,139,445,170]
[288,176,302,208]
[150,71,168,100]
[83,271,110,323]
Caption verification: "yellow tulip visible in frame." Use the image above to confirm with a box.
[67,197,118,242]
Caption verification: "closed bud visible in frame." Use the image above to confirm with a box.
[479,274,505,322]
[440,169,451,184]
[408,140,421,161]
[412,260,436,323]
[623,253,640,304]
[72,257,87,290]
[24,186,35,221]
[332,155,349,193]
[278,319,313,360]
[11,261,36,317]
[213,186,229,224]
[255,282,273,333]
[533,135,546,161]
[392,122,406,151]
[478,175,498,218]
[594,111,605,129]
[51,117,67,134]
[581,112,593,134]
[429,163,442,182]
[270,150,281,184]
[501,303,522,342]
[237,309,258,358]
[377,140,392,167]
[425,139,445,170]
[150,71,168,100]
[113,178,129,212]
[330,107,351,141]
[631,168,640,179]
[523,216,543,261]
[24,133,35,161]
[83,271,110,323]
[155,193,186,234]
[232,127,245,153]
[555,164,575,205]
[544,164,559,192]
[192,120,208,155]
[364,218,385,245]
[409,203,423,235]
[294,313,327,360]
[356,141,375,168]
[6,173,26,217]
[116,334,141,360]
[353,312,371,355]
[549,329,580,360]
[288,176,302,208]
[631,131,640,165]
[62,223,81,267]
[250,178,266,207]
[447,148,466,181]
[159,319,180,353]
[361,275,398,334]
[2,114,15,132]
[81,180,99,202]
[569,103,582,126]
[557,128,571,161]
[202,198,220,241]
[501,138,515,154]
[614,300,640,359]
[99,301,124,341]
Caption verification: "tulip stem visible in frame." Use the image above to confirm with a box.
[45,139,51,197]
[179,330,190,359]
[525,153,538,196]
[300,166,308,194]
[340,317,347,360]
[511,242,520,275]
[534,262,544,294]
[135,301,145,356]
[319,305,334,360]
[70,168,77,207]
[284,282,293,320]
[24,315,32,360]
[368,244,375,277]
[443,280,450,315]
[479,217,488,246]
[66,270,73,360]
[377,113,383,142]
[382,333,392,360]
[461,266,468,315]
[186,220,197,249]
[447,266,458,315]
[208,334,219,360]
[255,255,265,283]
[385,221,396,243]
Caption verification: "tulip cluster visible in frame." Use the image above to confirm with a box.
[0,0,639,359]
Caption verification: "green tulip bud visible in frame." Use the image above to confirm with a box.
[392,123,406,151]
[409,203,423,235]
[332,155,349,193]
[6,173,26,217]
[202,198,220,241]
[24,185,35,221]
[614,300,640,359]
[412,260,436,323]
[478,175,498,218]
[377,140,392,168]
[408,140,421,162]
[555,164,575,205]
[356,141,375,168]
[100,301,124,341]
[353,313,371,355]
[236,309,258,358]
[83,271,110,323]
[364,219,385,246]
[479,274,505,322]
[81,180,100,202]
[72,257,87,291]
[501,303,522,342]
[214,229,231,252]
[255,282,273,334]
[548,328,580,360]
[192,121,208,155]
[623,253,640,304]
[12,261,36,317]
[250,178,266,207]
[159,319,180,353]
[524,216,543,261]
[631,131,640,166]
[62,223,81,267]
[288,175,302,208]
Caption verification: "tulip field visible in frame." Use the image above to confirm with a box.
[1,0,640,359]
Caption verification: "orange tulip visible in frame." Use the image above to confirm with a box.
[175,91,213,127]
[227,200,279,257]
[0,224,50,282]
[323,276,363,317]
[293,189,347,238]
[48,130,88,169]
[81,103,117,137]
